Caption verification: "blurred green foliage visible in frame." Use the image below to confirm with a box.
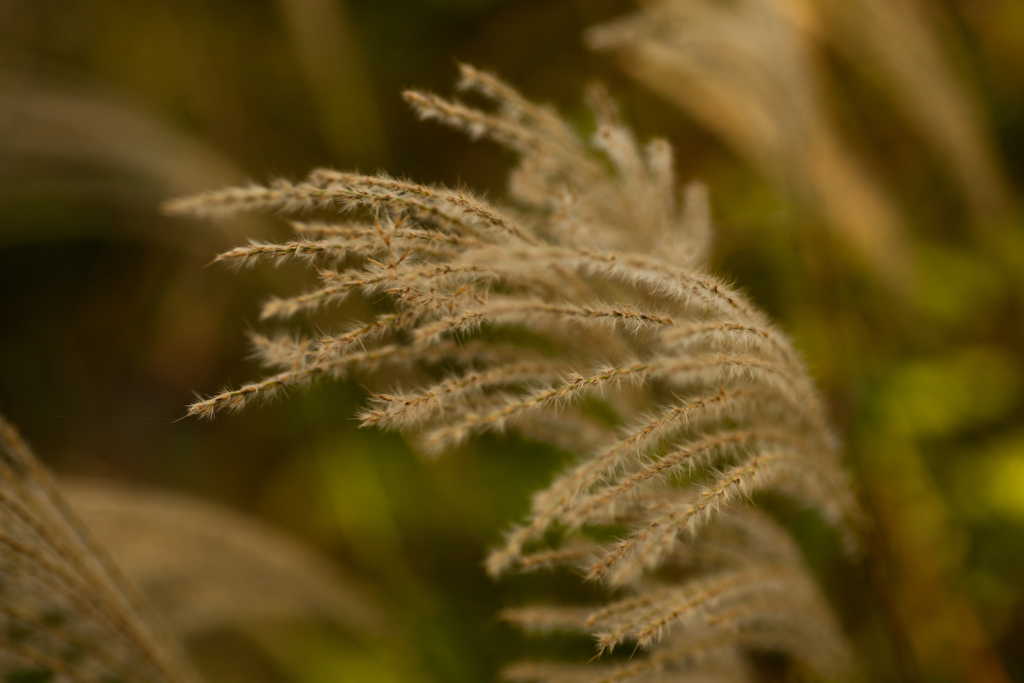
[1,0,1023,681]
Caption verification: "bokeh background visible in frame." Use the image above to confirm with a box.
[1,0,1022,681]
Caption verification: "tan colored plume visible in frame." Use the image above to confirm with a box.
[170,65,860,681]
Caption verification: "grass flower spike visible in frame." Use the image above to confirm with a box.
[170,65,861,681]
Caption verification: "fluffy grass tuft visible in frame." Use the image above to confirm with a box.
[173,67,861,681]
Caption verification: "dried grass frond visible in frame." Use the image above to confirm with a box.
[586,0,911,288]
[781,0,1009,216]
[172,69,860,680]
[0,73,241,199]
[62,479,384,638]
[0,414,200,683]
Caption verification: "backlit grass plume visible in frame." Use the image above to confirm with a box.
[586,0,910,288]
[170,65,861,680]
[586,0,1009,286]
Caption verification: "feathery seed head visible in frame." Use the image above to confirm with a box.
[170,67,860,680]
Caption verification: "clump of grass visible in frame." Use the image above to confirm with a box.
[170,65,861,680]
